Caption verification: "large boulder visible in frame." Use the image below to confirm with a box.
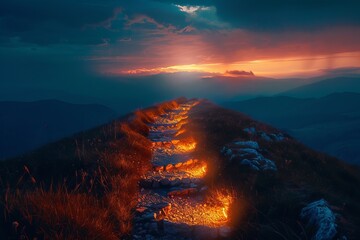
[300,199,337,240]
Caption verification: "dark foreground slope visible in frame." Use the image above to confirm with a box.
[0,99,185,239]
[224,92,360,164]
[0,100,116,160]
[0,99,359,240]
[188,101,360,239]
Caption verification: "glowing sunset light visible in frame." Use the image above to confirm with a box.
[109,51,360,78]
[118,63,223,76]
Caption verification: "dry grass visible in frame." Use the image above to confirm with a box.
[4,98,358,239]
[5,188,119,240]
[0,98,184,239]
[188,100,360,239]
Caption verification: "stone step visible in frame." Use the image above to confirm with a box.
[134,102,234,240]
[140,177,202,189]
[153,159,204,172]
[167,188,198,197]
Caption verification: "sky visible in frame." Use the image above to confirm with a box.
[1,0,360,111]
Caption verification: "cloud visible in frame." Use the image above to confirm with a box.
[121,1,187,29]
[0,0,209,46]
[0,0,120,27]
[153,0,214,6]
[1,0,360,84]
[0,0,123,45]
[226,70,255,76]
[176,5,210,14]
[153,0,360,31]
[213,0,360,31]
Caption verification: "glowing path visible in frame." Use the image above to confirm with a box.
[133,101,232,240]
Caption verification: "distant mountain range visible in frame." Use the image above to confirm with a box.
[1,76,359,163]
[0,100,116,160]
[279,77,360,98]
[224,92,360,164]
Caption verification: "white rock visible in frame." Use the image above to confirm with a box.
[271,133,285,141]
[225,148,232,156]
[300,199,337,240]
[261,158,277,171]
[260,132,272,141]
[234,140,259,149]
[239,148,260,156]
[243,127,256,134]
[240,159,260,171]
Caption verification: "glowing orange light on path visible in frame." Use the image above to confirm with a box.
[222,207,228,219]
[136,101,233,238]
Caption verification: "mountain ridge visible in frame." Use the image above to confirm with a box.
[0,99,359,239]
[278,76,360,98]
[223,92,360,164]
[0,99,116,160]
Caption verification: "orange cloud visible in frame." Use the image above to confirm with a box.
[100,51,360,78]
[93,26,360,78]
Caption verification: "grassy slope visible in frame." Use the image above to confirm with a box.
[0,98,185,240]
[1,98,359,239]
[189,100,360,239]
[224,92,360,165]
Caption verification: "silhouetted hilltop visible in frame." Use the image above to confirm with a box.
[0,99,359,239]
[0,99,116,160]
[279,77,360,98]
[224,92,360,164]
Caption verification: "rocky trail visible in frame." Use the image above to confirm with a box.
[132,101,232,240]
[0,99,356,240]
[131,100,345,240]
